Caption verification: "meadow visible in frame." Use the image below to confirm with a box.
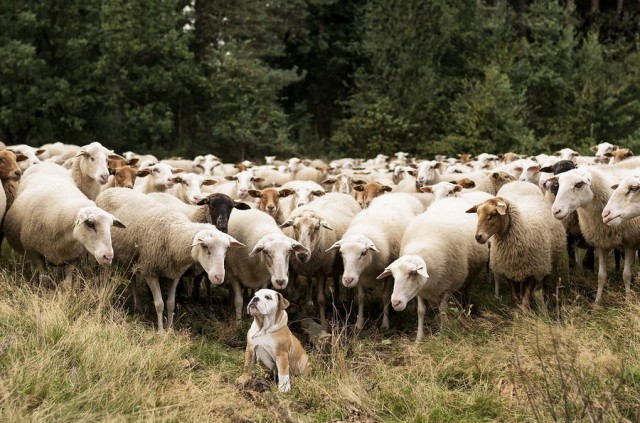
[0,253,639,422]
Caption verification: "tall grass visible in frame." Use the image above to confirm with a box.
[0,260,639,422]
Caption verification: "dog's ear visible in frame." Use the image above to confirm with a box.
[277,292,290,310]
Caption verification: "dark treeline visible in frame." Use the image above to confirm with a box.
[1,0,640,161]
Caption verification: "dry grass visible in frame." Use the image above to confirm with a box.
[0,257,639,422]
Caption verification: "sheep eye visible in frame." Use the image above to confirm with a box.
[360,250,366,257]
[153,168,159,173]
[630,186,639,192]
[409,270,417,276]
[265,295,272,300]
[574,182,584,189]
[86,221,95,229]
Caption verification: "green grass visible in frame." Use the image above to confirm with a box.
[0,255,639,422]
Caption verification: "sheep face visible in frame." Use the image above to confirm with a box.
[224,170,264,199]
[550,170,594,220]
[197,193,251,233]
[9,145,44,171]
[353,182,392,208]
[172,172,217,204]
[519,165,542,185]
[420,182,462,201]
[248,234,309,289]
[376,255,428,311]
[328,236,379,288]
[191,229,244,285]
[490,171,517,192]
[146,163,181,190]
[292,185,325,208]
[0,150,26,181]
[109,166,146,189]
[281,212,332,262]
[466,197,510,244]
[322,173,353,194]
[553,148,580,163]
[590,142,617,161]
[248,188,293,217]
[77,142,117,185]
[602,175,640,226]
[287,157,301,173]
[416,160,442,186]
[73,206,126,265]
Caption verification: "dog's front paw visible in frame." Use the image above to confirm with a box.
[277,374,291,393]
[236,373,252,387]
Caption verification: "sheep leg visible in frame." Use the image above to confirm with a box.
[232,279,244,320]
[144,276,165,332]
[438,293,450,325]
[595,248,608,303]
[30,254,49,287]
[381,278,392,330]
[166,277,181,329]
[130,276,144,314]
[623,248,635,299]
[508,280,518,306]
[567,234,577,271]
[317,275,327,328]
[355,283,365,330]
[614,249,621,272]
[416,296,426,343]
[63,263,76,290]
[493,272,500,298]
[522,277,536,309]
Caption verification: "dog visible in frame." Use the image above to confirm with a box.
[236,289,311,393]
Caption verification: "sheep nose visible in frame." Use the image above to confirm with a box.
[391,299,402,309]
[99,174,109,184]
[343,276,354,286]
[602,210,610,219]
[125,184,133,189]
[102,253,113,264]
[297,253,309,262]
[14,171,21,179]
[192,195,202,203]
[212,274,224,283]
[274,279,286,287]
[267,205,275,211]
[475,234,483,242]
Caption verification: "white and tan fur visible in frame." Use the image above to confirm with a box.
[237,289,311,393]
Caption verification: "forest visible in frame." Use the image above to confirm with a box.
[2,0,640,161]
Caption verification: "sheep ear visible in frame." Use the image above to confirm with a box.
[491,172,500,180]
[203,179,217,186]
[312,190,326,197]
[225,175,237,181]
[466,205,479,214]
[171,176,183,184]
[247,189,262,198]
[407,170,416,177]
[376,268,392,280]
[353,185,365,192]
[420,186,433,193]
[453,185,463,192]
[108,153,125,161]
[35,149,46,156]
[416,265,429,279]
[352,179,367,185]
[553,151,561,156]
[127,158,139,166]
[611,184,619,190]
[227,235,245,249]
[15,153,28,162]
[280,219,294,228]
[456,178,476,189]
[190,239,203,247]
[590,145,598,152]
[112,218,126,229]
[292,242,310,255]
[234,201,251,210]
[539,166,553,173]
[277,292,290,310]
[251,177,265,184]
[137,169,151,177]
[320,220,334,230]
[367,242,380,253]
[495,201,508,215]
[76,150,89,158]
[526,165,541,172]
[196,197,209,205]
[382,185,392,192]
[278,188,294,198]
[249,243,264,256]
[325,241,340,252]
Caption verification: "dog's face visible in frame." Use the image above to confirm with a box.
[247,288,289,317]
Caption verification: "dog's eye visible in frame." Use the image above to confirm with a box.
[265,295,272,300]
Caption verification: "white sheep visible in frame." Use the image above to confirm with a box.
[377,197,488,342]
[169,172,217,204]
[226,208,310,319]
[71,141,124,200]
[327,193,424,330]
[278,180,326,218]
[602,174,640,226]
[4,162,125,285]
[281,193,361,326]
[95,188,244,332]
[7,144,45,171]
[551,168,640,302]
[133,162,183,193]
[468,182,566,308]
[209,170,264,200]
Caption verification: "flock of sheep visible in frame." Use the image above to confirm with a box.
[0,140,639,340]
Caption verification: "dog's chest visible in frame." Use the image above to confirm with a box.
[249,330,278,371]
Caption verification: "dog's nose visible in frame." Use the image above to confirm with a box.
[249,296,259,304]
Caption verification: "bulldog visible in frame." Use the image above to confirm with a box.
[237,289,311,393]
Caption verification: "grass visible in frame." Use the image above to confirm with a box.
[0,255,639,422]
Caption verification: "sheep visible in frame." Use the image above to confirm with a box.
[226,208,310,319]
[353,181,393,208]
[602,174,640,226]
[0,150,27,212]
[248,187,295,224]
[551,168,640,302]
[39,142,80,163]
[377,197,489,342]
[278,180,326,217]
[415,160,444,187]
[467,182,566,308]
[281,193,361,326]
[71,142,124,200]
[133,162,183,193]
[322,173,365,194]
[326,193,424,329]
[160,158,199,173]
[7,144,45,171]
[169,172,217,205]
[193,154,222,176]
[591,142,618,163]
[210,170,264,200]
[4,162,125,285]
[95,188,244,332]
[102,166,150,190]
[611,148,633,163]
[420,180,478,201]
